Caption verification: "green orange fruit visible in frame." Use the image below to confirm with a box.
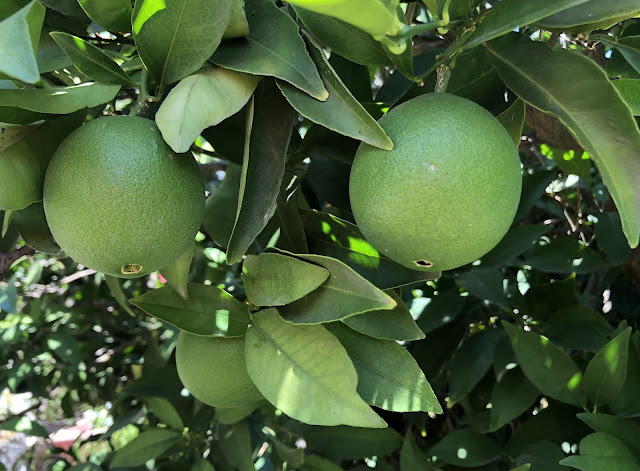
[43,116,204,278]
[349,93,522,272]
[176,332,263,408]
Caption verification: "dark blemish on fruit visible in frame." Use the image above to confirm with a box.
[414,260,433,268]
[121,264,142,275]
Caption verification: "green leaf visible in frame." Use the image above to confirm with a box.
[129,284,251,337]
[104,275,136,316]
[457,268,509,307]
[0,1,45,83]
[302,425,402,459]
[583,327,631,407]
[212,0,328,101]
[278,35,392,150]
[543,306,613,353]
[146,397,184,430]
[156,67,260,153]
[300,455,343,471]
[613,79,640,116]
[132,0,232,90]
[431,429,501,468]
[595,211,629,265]
[159,242,193,300]
[215,402,259,424]
[226,79,296,264]
[191,459,216,471]
[512,466,531,471]
[464,0,589,49]
[109,429,181,469]
[224,0,249,39]
[609,339,640,417]
[578,413,640,459]
[489,367,540,432]
[244,308,386,427]
[13,201,60,253]
[293,6,390,67]
[326,322,441,413]
[242,252,329,306]
[219,421,254,471]
[612,37,640,75]
[1,416,48,438]
[342,290,425,341]
[515,441,566,471]
[49,32,134,86]
[302,210,440,289]
[525,237,608,274]
[67,464,102,471]
[537,2,640,31]
[515,169,554,221]
[203,162,241,247]
[480,224,547,267]
[273,249,397,324]
[497,98,526,147]
[400,432,434,471]
[559,433,640,471]
[449,328,505,403]
[78,0,133,32]
[0,83,120,114]
[487,36,640,248]
[503,322,586,407]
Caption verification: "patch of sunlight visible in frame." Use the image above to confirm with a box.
[215,310,230,332]
[567,372,582,391]
[348,236,380,258]
[180,387,189,397]
[505,362,517,370]
[266,227,280,248]
[133,0,167,35]
[321,221,331,234]
[540,336,549,346]
[72,36,87,51]
[52,91,69,95]
[545,357,553,369]
[349,252,377,268]
[561,442,571,454]
[605,344,621,372]
[47,339,62,349]
[457,448,468,460]
[330,234,338,243]
[572,257,584,267]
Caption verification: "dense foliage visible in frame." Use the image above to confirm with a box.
[1,0,640,470]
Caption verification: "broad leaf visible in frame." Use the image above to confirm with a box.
[559,433,640,471]
[300,455,343,471]
[543,306,613,353]
[490,367,540,432]
[191,460,215,471]
[497,98,526,146]
[220,421,254,471]
[457,268,509,307]
[0,83,120,114]
[203,162,242,248]
[1,416,48,438]
[278,35,393,150]
[156,67,260,153]
[302,210,441,289]
[49,32,134,86]
[78,0,133,32]
[578,413,640,458]
[146,397,184,430]
[487,36,640,248]
[326,322,441,413]
[583,327,631,406]
[132,0,232,90]
[302,425,402,459]
[479,224,547,267]
[245,308,386,428]
[159,242,193,300]
[537,1,640,31]
[431,430,501,468]
[400,432,434,471]
[515,441,566,471]
[613,79,640,116]
[342,290,425,341]
[242,252,329,306]
[609,340,640,417]
[465,0,589,49]
[109,429,181,469]
[13,201,60,253]
[503,322,586,407]
[0,1,45,84]
[226,80,296,264]
[272,249,397,324]
[215,402,259,425]
[130,284,251,337]
[224,0,249,39]
[212,0,328,100]
[524,237,608,274]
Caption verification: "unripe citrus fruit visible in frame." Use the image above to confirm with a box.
[349,93,521,272]
[176,332,263,408]
[43,116,205,278]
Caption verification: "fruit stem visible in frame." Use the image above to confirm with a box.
[435,65,451,93]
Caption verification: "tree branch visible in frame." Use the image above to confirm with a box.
[0,245,35,281]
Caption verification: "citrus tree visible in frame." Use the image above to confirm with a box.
[1,0,640,470]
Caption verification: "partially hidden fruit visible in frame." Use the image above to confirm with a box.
[176,332,264,408]
[43,116,204,278]
[349,93,522,272]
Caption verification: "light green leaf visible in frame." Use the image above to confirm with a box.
[278,35,393,150]
[613,79,640,116]
[212,0,328,100]
[191,459,216,471]
[0,1,45,83]
[537,1,640,31]
[293,6,390,67]
[244,308,386,428]
[78,0,133,32]
[226,80,296,264]
[326,322,441,413]
[219,421,254,471]
[0,83,120,114]
[503,322,586,407]
[578,413,640,458]
[129,284,251,337]
[146,397,184,430]
[159,242,193,300]
[465,0,589,50]
[302,425,402,459]
[132,0,232,90]
[400,432,434,471]
[224,0,249,39]
[583,327,631,406]
[431,429,501,467]
[559,433,640,471]
[13,201,60,253]
[342,290,425,341]
[497,98,526,146]
[215,402,260,425]
[490,367,540,432]
[156,67,260,153]
[487,36,640,248]
[1,416,48,438]
[109,429,181,469]
[242,252,329,306]
[273,249,397,324]
[105,275,136,316]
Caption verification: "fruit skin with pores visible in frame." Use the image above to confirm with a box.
[176,332,264,409]
[349,93,522,272]
[43,116,205,278]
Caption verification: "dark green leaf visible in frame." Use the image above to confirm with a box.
[457,268,509,307]
[159,242,193,300]
[105,275,136,316]
[0,83,120,114]
[78,0,132,32]
[489,367,539,432]
[400,432,434,471]
[480,224,547,267]
[525,237,608,274]
[300,455,343,471]
[514,441,566,471]
[220,421,254,471]
[0,1,45,83]
[130,284,251,337]
[515,169,554,221]
[1,416,48,438]
[559,432,640,471]
[13,201,60,253]
[109,429,181,469]
[613,79,640,116]
[537,2,640,31]
[578,413,640,459]
[595,211,630,266]
[303,425,402,459]
[544,306,613,353]
[431,429,501,468]
[203,162,241,248]
[414,290,465,333]
[609,339,640,417]
[522,275,579,323]
[497,98,526,147]
[191,459,216,471]
[146,397,184,430]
